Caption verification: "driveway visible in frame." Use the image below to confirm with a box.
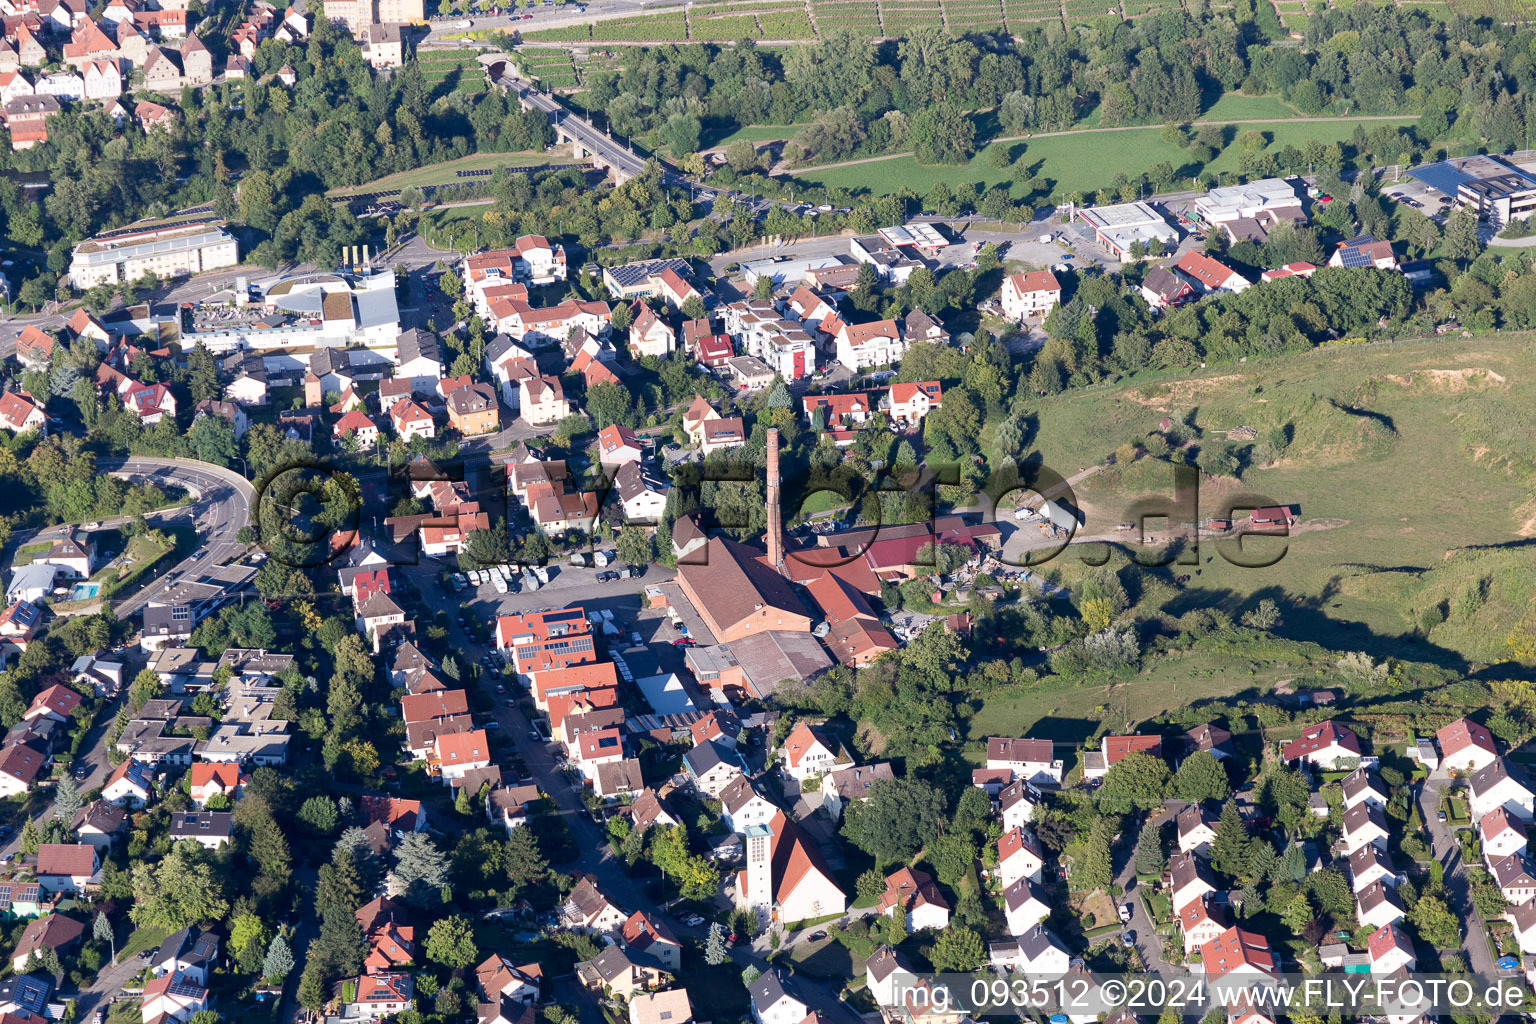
[1416,777,1497,976]
[1112,813,1178,975]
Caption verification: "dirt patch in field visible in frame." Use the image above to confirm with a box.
[1125,374,1249,408]
[1515,499,1536,538]
[1380,367,1508,392]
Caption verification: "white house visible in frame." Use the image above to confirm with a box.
[864,946,913,1007]
[748,971,808,1024]
[1176,803,1219,857]
[720,775,777,834]
[1341,768,1388,812]
[1492,853,1536,906]
[1481,806,1529,863]
[996,826,1044,888]
[878,867,950,931]
[780,721,843,781]
[102,758,153,807]
[1438,717,1499,775]
[1002,877,1050,935]
[1356,879,1406,929]
[394,329,443,393]
[997,779,1039,832]
[999,270,1062,321]
[1348,843,1397,894]
[1177,895,1228,955]
[1507,900,1536,954]
[1367,922,1416,974]
[1340,802,1390,856]
[833,319,904,370]
[35,843,99,893]
[1282,720,1363,770]
[989,926,1070,975]
[683,739,742,799]
[1167,853,1217,915]
[1470,759,1536,822]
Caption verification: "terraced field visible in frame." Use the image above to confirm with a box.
[519,0,1520,46]
[416,49,487,95]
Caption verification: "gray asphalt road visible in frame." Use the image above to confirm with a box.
[1417,777,1497,977]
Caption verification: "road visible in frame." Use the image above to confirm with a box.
[500,77,652,182]
[1416,776,1498,977]
[1,458,255,864]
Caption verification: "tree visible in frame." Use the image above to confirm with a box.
[1444,210,1483,262]
[188,414,238,467]
[505,824,548,897]
[263,934,295,982]
[1134,818,1166,876]
[94,911,115,961]
[19,817,40,856]
[1175,751,1230,805]
[1409,889,1460,949]
[131,847,231,929]
[841,777,947,864]
[1097,751,1172,812]
[1075,818,1114,891]
[425,915,478,970]
[392,831,450,906]
[1209,800,1253,879]
[53,774,83,825]
[930,926,985,971]
[616,525,653,567]
[299,796,340,838]
[705,922,731,965]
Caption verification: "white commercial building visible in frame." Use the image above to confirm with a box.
[1192,178,1303,226]
[1076,202,1178,261]
[181,270,402,354]
[69,222,239,289]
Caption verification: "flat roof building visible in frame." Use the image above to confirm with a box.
[1076,202,1178,261]
[1410,154,1536,227]
[69,221,238,289]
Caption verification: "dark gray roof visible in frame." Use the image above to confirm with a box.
[169,811,233,839]
[748,969,807,1015]
[683,739,732,778]
[396,328,442,366]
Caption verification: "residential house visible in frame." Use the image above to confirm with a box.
[333,973,412,1021]
[1341,768,1388,812]
[1167,853,1217,915]
[985,737,1064,786]
[1481,807,1528,863]
[1340,802,1389,856]
[0,741,47,798]
[390,399,435,442]
[1173,251,1251,296]
[168,811,233,849]
[996,826,1045,888]
[1198,926,1278,981]
[1139,266,1195,310]
[997,779,1040,832]
[10,913,84,972]
[0,391,45,434]
[1356,879,1407,928]
[101,758,152,807]
[833,319,904,370]
[780,721,843,781]
[988,926,1070,975]
[575,946,668,1000]
[1083,733,1162,782]
[560,877,628,937]
[140,972,209,1024]
[435,729,490,783]
[720,775,777,834]
[683,739,742,798]
[621,910,682,972]
[1281,720,1363,770]
[1002,877,1050,935]
[1469,759,1535,822]
[188,762,245,807]
[885,380,941,428]
[445,383,499,436]
[1329,235,1397,271]
[747,971,809,1024]
[519,375,569,426]
[1176,803,1220,857]
[395,328,444,392]
[878,867,950,931]
[1348,843,1398,893]
[1492,853,1536,906]
[822,761,894,821]
[629,304,675,359]
[1177,896,1229,955]
[34,843,99,893]
[999,270,1062,321]
[1438,717,1499,775]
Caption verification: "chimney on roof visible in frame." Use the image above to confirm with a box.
[766,428,784,575]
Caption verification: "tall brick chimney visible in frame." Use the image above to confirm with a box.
[766,427,784,574]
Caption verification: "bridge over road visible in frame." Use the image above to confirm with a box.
[480,55,650,183]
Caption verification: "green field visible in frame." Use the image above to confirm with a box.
[788,116,1414,198]
[326,150,568,196]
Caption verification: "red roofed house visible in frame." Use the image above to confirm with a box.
[999,270,1062,321]
[14,325,55,370]
[1084,734,1163,781]
[332,410,378,449]
[120,380,176,423]
[737,809,845,923]
[1437,717,1498,775]
[1329,235,1397,271]
[656,267,699,311]
[1367,921,1415,974]
[629,304,676,359]
[35,842,100,893]
[996,826,1045,888]
[363,920,415,974]
[804,573,897,667]
[0,741,48,798]
[834,319,905,371]
[1281,720,1363,770]
[188,762,245,807]
[390,399,435,442]
[434,729,490,784]
[878,867,950,931]
[1199,925,1278,981]
[780,721,846,781]
[513,234,566,284]
[361,796,426,833]
[142,971,210,1024]
[334,973,412,1020]
[11,912,86,972]
[0,391,47,435]
[596,423,643,470]
[1173,251,1251,296]
[885,380,941,428]
[684,321,734,367]
[23,684,81,724]
[1260,261,1318,283]
[985,737,1063,786]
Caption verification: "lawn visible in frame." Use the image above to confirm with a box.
[119,926,170,960]
[787,936,864,979]
[327,150,570,196]
[1199,92,1301,120]
[788,116,1414,198]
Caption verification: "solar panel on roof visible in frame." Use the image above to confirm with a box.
[1338,248,1372,269]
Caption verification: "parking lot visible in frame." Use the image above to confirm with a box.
[1379,178,1451,218]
